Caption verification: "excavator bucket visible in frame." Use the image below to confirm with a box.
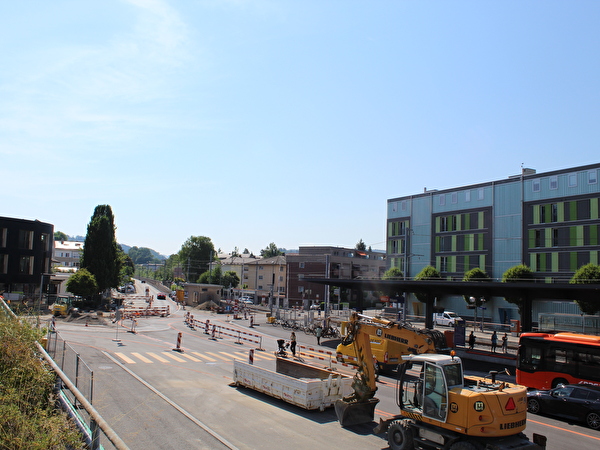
[334,398,380,427]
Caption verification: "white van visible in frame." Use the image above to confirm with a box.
[433,311,461,326]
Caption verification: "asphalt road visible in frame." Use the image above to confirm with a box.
[47,288,600,450]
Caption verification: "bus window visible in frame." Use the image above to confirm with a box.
[519,345,542,371]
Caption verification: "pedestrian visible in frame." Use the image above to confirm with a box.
[468,331,475,350]
[502,333,508,353]
[250,315,254,328]
[491,331,498,353]
[316,325,322,345]
[290,331,297,357]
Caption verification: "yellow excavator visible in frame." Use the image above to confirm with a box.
[336,313,447,373]
[335,313,547,449]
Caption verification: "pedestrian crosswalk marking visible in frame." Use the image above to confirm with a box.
[192,352,217,362]
[163,352,187,363]
[147,352,169,363]
[131,352,153,363]
[179,352,201,362]
[206,351,231,361]
[114,352,136,364]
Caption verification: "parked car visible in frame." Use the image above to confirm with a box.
[240,296,253,304]
[527,384,600,430]
[156,293,167,300]
[432,311,461,326]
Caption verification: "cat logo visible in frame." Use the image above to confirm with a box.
[474,401,485,412]
[450,402,459,413]
[376,328,382,337]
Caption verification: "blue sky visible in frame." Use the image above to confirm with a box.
[2,1,599,257]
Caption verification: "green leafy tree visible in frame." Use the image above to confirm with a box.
[222,270,240,289]
[570,263,600,315]
[502,264,534,313]
[462,267,490,306]
[414,265,441,303]
[355,239,366,251]
[198,265,222,284]
[80,205,121,296]
[178,236,215,282]
[413,265,441,328]
[54,231,68,241]
[261,242,283,258]
[118,247,135,285]
[128,246,158,265]
[66,268,98,299]
[381,266,404,297]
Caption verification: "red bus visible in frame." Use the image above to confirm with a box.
[516,332,600,390]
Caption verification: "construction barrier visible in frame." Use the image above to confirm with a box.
[173,332,183,352]
[185,317,264,350]
[111,305,170,319]
[296,344,358,370]
[249,349,254,365]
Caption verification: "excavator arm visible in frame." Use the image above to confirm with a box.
[334,312,380,427]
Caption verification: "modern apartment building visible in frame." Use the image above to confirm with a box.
[0,216,54,303]
[386,163,600,324]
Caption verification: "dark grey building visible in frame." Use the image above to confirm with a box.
[0,216,54,304]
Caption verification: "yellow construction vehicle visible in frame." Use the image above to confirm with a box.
[51,295,74,317]
[335,313,547,449]
[336,313,447,372]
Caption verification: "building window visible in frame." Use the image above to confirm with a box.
[549,176,558,190]
[568,173,578,187]
[440,256,448,273]
[451,192,458,204]
[18,230,33,250]
[551,203,558,222]
[439,195,446,206]
[552,228,559,247]
[465,190,471,202]
[535,230,543,248]
[299,262,305,269]
[532,179,541,192]
[392,202,397,212]
[401,200,407,211]
[589,170,598,184]
[440,216,448,232]
[298,274,304,280]
[478,188,484,200]
[0,254,7,274]
[19,256,33,275]
[258,275,263,280]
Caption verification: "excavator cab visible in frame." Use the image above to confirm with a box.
[397,355,462,423]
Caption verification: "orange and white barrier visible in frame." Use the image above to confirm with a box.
[173,332,183,352]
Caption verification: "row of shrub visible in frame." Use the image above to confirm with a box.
[0,312,84,449]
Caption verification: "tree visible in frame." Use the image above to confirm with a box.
[54,231,68,241]
[381,266,404,297]
[178,236,215,282]
[355,239,366,251]
[502,264,534,313]
[570,263,600,315]
[414,265,441,328]
[118,246,135,285]
[128,247,157,265]
[80,205,121,296]
[261,243,283,258]
[198,265,221,284]
[462,267,490,306]
[222,271,240,289]
[66,268,98,299]
[414,265,441,303]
